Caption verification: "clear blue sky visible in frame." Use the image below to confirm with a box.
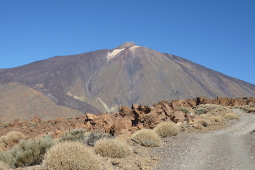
[1,0,255,85]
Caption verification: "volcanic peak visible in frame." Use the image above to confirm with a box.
[115,42,137,49]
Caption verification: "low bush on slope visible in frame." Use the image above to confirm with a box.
[154,122,179,137]
[131,129,162,147]
[60,128,113,147]
[0,136,54,168]
[94,138,130,158]
[0,160,10,170]
[224,113,239,120]
[42,141,99,170]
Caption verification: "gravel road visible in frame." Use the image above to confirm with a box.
[153,109,255,170]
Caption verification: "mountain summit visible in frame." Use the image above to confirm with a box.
[115,42,137,49]
[0,43,255,123]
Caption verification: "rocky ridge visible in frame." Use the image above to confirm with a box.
[1,97,254,141]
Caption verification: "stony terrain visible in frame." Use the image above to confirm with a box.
[0,97,255,169]
[153,110,255,170]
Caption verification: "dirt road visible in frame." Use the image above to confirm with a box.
[153,110,255,170]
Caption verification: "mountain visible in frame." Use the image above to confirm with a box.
[0,42,255,123]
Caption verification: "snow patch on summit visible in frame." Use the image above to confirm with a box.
[108,48,125,59]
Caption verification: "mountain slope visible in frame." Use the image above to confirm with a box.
[0,83,83,123]
[0,42,255,122]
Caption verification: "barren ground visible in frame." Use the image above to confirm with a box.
[152,109,255,170]
[11,109,255,170]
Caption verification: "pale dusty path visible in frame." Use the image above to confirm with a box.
[153,110,255,170]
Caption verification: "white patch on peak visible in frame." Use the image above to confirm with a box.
[129,46,140,51]
[107,48,125,59]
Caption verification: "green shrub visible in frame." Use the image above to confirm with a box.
[85,130,113,147]
[195,107,206,115]
[0,160,10,170]
[0,136,55,168]
[59,128,86,142]
[131,129,162,147]
[153,122,179,137]
[42,141,99,170]
[179,107,189,113]
[94,138,130,158]
[0,150,14,168]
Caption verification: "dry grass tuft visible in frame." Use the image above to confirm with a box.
[131,129,162,147]
[224,113,239,120]
[193,123,203,130]
[196,119,211,127]
[0,136,8,148]
[153,122,179,137]
[94,138,130,158]
[0,160,10,170]
[211,116,224,123]
[6,131,25,143]
[42,141,99,170]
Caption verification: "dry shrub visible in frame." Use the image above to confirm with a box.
[0,136,9,148]
[0,160,10,170]
[211,116,224,123]
[226,109,233,113]
[217,109,228,115]
[153,122,179,137]
[245,107,255,113]
[0,143,5,149]
[94,138,130,158]
[6,131,25,143]
[199,115,215,123]
[193,123,203,130]
[196,119,211,127]
[131,129,162,147]
[42,141,99,170]
[224,113,239,120]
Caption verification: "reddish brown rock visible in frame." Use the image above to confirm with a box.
[85,113,97,121]
[32,115,41,123]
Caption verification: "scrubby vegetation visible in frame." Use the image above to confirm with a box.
[0,136,54,168]
[0,160,10,170]
[240,104,255,113]
[0,131,26,149]
[85,130,113,147]
[59,128,86,142]
[131,129,162,147]
[193,123,203,130]
[94,138,130,158]
[59,129,113,147]
[196,119,212,127]
[224,113,239,120]
[154,122,179,137]
[42,141,99,170]
[179,107,189,113]
[195,107,206,115]
[195,104,232,115]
